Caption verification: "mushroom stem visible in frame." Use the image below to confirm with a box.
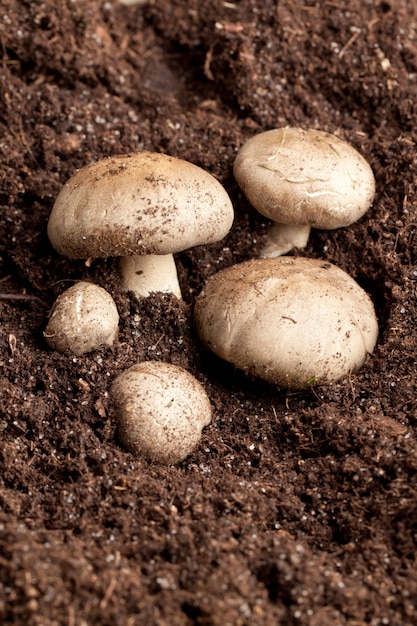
[260,222,311,258]
[119,254,182,300]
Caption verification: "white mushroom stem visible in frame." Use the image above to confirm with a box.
[260,222,311,258]
[119,254,182,300]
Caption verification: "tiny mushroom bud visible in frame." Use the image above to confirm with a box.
[47,152,234,299]
[44,281,119,356]
[233,127,376,257]
[194,257,378,388]
[110,361,212,464]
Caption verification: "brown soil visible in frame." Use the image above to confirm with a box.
[1,1,417,624]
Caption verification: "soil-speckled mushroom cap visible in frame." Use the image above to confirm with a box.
[47,151,234,259]
[44,281,119,356]
[110,361,212,464]
[194,257,378,388]
[233,127,375,229]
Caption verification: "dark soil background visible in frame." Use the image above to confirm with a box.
[1,1,417,624]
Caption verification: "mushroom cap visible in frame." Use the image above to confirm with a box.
[110,361,212,464]
[233,127,375,229]
[44,281,119,356]
[47,151,234,259]
[194,257,378,388]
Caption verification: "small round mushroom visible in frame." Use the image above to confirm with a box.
[110,361,212,464]
[233,127,376,257]
[44,281,119,356]
[47,152,234,299]
[194,257,378,388]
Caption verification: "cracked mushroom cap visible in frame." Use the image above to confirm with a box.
[47,151,234,259]
[110,361,212,464]
[233,127,375,230]
[44,281,119,356]
[194,257,378,388]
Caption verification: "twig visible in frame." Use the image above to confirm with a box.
[0,293,49,307]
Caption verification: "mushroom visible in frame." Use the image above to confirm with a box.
[194,257,378,388]
[44,281,119,356]
[233,127,376,257]
[47,152,234,299]
[110,361,212,464]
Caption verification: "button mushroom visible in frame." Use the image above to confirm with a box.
[110,361,212,464]
[194,257,378,388]
[44,281,119,356]
[233,127,376,257]
[47,152,234,299]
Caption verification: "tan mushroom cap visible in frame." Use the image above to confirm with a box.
[110,361,212,464]
[194,257,378,388]
[47,151,234,259]
[44,281,119,356]
[233,127,375,230]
